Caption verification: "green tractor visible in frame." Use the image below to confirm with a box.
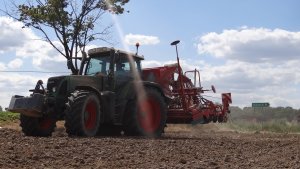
[8,47,167,137]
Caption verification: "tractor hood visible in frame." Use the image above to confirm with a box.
[47,75,104,97]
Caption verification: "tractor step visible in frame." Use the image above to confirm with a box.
[8,94,45,117]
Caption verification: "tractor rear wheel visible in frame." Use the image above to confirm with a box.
[65,90,101,137]
[20,114,56,137]
[123,87,167,137]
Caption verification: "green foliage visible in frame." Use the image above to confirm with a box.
[19,0,70,27]
[0,112,20,123]
[18,0,129,34]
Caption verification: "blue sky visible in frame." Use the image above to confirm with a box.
[0,0,300,109]
[115,0,300,58]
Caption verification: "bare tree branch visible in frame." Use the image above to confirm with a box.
[35,25,66,58]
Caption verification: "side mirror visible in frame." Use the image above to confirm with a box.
[211,85,216,93]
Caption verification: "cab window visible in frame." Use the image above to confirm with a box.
[86,56,110,75]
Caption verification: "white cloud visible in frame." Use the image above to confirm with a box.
[200,60,300,108]
[197,27,300,63]
[8,58,23,69]
[142,60,164,68]
[143,59,201,71]
[0,73,52,108]
[0,17,36,53]
[124,33,160,46]
[16,40,68,71]
[0,16,68,71]
[195,27,300,108]
[0,62,6,70]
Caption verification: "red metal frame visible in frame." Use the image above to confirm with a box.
[142,62,232,124]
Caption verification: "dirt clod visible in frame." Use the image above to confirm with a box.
[179,159,187,164]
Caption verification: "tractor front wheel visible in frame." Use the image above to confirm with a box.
[20,114,56,137]
[65,90,101,137]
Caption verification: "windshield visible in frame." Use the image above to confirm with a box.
[85,56,110,75]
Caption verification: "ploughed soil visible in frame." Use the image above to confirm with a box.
[0,122,299,169]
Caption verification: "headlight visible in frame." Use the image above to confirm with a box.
[52,87,56,93]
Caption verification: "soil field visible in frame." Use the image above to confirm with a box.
[0,123,299,169]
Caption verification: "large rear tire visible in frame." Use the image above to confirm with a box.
[65,90,101,137]
[123,87,167,137]
[20,114,56,137]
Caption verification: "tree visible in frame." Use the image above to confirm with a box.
[2,0,129,74]
[0,106,3,112]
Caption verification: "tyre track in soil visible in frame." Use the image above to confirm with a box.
[0,123,299,169]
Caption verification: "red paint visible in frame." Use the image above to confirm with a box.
[142,64,232,124]
[137,97,161,133]
[84,100,97,130]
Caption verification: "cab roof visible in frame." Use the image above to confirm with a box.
[88,47,144,60]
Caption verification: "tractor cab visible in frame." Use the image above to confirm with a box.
[86,47,144,92]
[86,47,144,76]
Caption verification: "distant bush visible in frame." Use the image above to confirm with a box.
[225,119,300,133]
[229,106,300,122]
[0,111,19,123]
[226,106,300,133]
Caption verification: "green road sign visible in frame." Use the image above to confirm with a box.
[252,102,270,107]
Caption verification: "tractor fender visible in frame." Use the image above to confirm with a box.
[74,86,115,124]
[75,86,102,99]
[140,81,170,103]
[124,81,165,100]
